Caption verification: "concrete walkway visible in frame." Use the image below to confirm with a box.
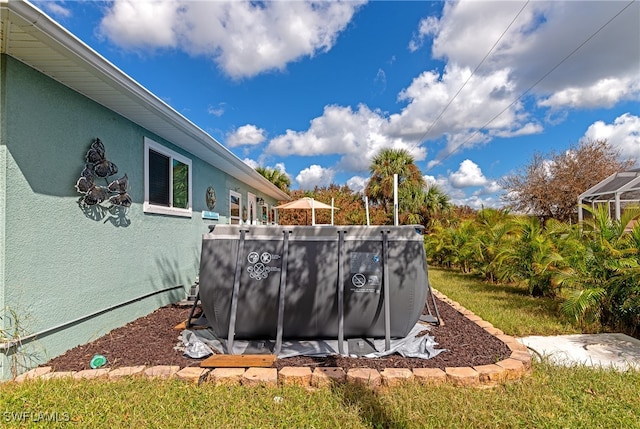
[517,333,640,370]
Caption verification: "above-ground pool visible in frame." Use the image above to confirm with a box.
[198,225,431,350]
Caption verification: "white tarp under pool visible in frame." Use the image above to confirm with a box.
[181,322,446,360]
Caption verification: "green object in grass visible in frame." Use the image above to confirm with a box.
[90,354,107,369]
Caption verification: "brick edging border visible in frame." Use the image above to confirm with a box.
[12,289,532,388]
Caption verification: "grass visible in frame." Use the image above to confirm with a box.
[1,364,639,428]
[429,267,581,337]
[1,267,638,428]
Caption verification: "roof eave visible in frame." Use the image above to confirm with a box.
[1,0,290,201]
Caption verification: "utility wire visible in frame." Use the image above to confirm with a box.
[410,0,530,153]
[424,0,637,172]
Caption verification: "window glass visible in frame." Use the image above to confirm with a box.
[229,191,241,224]
[144,137,192,217]
[173,159,189,209]
[149,150,170,206]
[230,194,240,217]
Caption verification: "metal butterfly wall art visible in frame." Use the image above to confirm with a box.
[75,164,94,194]
[107,173,132,208]
[75,166,110,205]
[76,138,131,208]
[108,193,132,207]
[108,173,128,193]
[86,138,118,177]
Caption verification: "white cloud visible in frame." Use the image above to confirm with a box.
[207,104,225,117]
[226,125,267,148]
[273,162,288,175]
[473,181,502,196]
[426,159,442,170]
[408,16,439,52]
[430,1,640,110]
[99,0,365,79]
[432,170,502,209]
[389,66,524,140]
[95,0,638,209]
[539,77,640,110]
[39,1,71,18]
[424,174,448,190]
[485,181,502,194]
[295,165,335,190]
[346,175,367,193]
[268,104,377,156]
[423,175,437,187]
[453,195,502,210]
[265,1,639,178]
[266,104,426,172]
[582,113,640,164]
[246,160,292,182]
[383,63,538,163]
[100,0,179,48]
[242,157,259,169]
[270,162,293,183]
[493,122,544,138]
[426,171,503,208]
[374,68,387,93]
[449,160,489,188]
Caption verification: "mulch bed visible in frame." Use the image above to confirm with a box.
[43,297,511,372]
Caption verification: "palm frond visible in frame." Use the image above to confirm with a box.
[561,287,606,323]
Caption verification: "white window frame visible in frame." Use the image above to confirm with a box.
[260,203,269,225]
[247,192,257,225]
[229,190,242,224]
[144,137,192,217]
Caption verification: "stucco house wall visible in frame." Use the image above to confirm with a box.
[0,1,288,378]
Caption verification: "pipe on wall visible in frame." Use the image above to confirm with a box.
[0,285,184,352]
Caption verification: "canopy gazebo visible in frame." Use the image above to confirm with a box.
[275,197,337,225]
[578,168,640,222]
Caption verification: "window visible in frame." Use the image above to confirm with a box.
[229,191,241,224]
[247,192,256,225]
[144,137,192,217]
[270,207,277,224]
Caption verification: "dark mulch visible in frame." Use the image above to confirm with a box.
[43,298,511,372]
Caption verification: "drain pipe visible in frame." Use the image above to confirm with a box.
[0,285,184,351]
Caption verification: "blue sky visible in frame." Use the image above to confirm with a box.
[35,0,640,208]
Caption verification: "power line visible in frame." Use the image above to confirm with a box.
[420,0,637,172]
[409,0,530,154]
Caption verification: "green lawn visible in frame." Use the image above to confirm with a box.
[1,365,639,428]
[1,267,638,428]
[429,267,581,337]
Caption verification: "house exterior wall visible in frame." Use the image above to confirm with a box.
[0,53,7,344]
[0,54,275,378]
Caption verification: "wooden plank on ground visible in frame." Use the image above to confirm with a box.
[200,354,277,368]
[173,319,208,330]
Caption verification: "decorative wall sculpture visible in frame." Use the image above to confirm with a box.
[206,186,217,210]
[75,138,131,208]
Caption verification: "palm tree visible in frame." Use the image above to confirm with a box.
[365,148,426,223]
[473,208,518,283]
[421,184,451,228]
[256,166,291,193]
[495,215,565,296]
[560,204,640,332]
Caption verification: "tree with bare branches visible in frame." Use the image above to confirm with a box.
[500,139,634,223]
